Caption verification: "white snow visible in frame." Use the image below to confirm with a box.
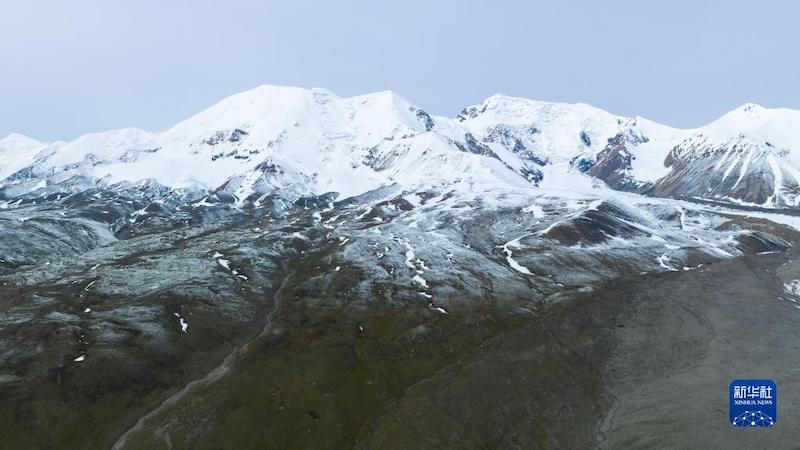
[694,237,734,257]
[522,204,545,218]
[784,280,800,297]
[627,118,695,182]
[403,242,416,269]
[4,84,800,219]
[174,312,189,333]
[537,199,603,236]
[0,85,675,205]
[412,274,428,288]
[0,134,49,180]
[703,104,800,159]
[193,197,215,208]
[657,253,678,271]
[502,234,535,275]
[458,95,627,164]
[430,305,449,314]
[403,193,423,207]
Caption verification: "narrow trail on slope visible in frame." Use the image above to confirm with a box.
[111,260,294,450]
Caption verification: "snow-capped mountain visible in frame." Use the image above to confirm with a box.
[0,133,49,181]
[1,85,799,209]
[652,103,800,206]
[0,86,533,204]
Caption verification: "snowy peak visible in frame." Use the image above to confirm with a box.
[166,84,323,141]
[168,85,428,141]
[704,103,800,151]
[0,133,44,147]
[0,133,49,181]
[458,94,626,133]
[733,102,767,115]
[652,104,800,206]
[0,133,48,159]
[40,127,158,167]
[456,94,633,166]
[163,85,434,154]
[666,103,800,167]
[341,89,433,140]
[720,102,770,123]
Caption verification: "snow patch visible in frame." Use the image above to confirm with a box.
[502,233,534,275]
[412,274,428,288]
[522,204,545,218]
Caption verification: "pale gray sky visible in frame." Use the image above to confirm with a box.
[1,0,798,140]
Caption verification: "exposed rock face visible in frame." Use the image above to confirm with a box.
[589,141,635,189]
[652,135,800,206]
[645,103,800,207]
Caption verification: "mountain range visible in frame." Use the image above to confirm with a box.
[3,85,800,449]
[3,84,800,208]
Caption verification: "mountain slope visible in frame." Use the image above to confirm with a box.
[589,117,694,191]
[652,104,800,206]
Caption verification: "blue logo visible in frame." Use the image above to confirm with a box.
[730,379,776,427]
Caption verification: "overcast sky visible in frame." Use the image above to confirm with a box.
[1,0,798,140]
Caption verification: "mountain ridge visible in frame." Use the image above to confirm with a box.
[2,84,800,208]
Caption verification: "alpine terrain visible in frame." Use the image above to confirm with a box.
[2,85,800,449]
